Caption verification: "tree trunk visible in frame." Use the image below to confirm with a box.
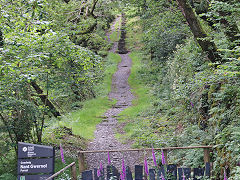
[176,0,222,63]
[30,81,61,117]
[0,29,3,47]
[90,0,98,17]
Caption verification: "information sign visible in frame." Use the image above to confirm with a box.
[18,142,54,158]
[18,158,54,174]
[17,174,51,180]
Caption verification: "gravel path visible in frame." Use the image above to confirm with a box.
[85,16,142,173]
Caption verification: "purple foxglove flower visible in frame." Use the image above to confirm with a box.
[182,169,185,180]
[152,147,157,167]
[224,170,227,180]
[161,172,165,180]
[108,152,111,165]
[190,101,194,108]
[100,162,103,172]
[120,173,124,180]
[60,144,65,164]
[97,169,101,177]
[144,157,149,176]
[161,150,166,165]
[122,158,126,178]
[122,159,126,178]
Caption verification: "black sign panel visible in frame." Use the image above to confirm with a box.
[18,158,54,174]
[82,170,93,180]
[18,142,54,158]
[17,174,51,180]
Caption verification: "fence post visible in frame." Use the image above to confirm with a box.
[78,152,86,173]
[163,149,168,165]
[71,163,77,180]
[203,148,210,163]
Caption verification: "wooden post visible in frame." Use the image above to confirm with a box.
[78,152,86,173]
[203,148,210,163]
[163,150,168,165]
[71,163,77,180]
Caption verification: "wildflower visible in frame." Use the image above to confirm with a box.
[120,173,124,180]
[152,147,157,167]
[122,158,126,178]
[190,101,194,108]
[60,144,65,164]
[161,150,166,165]
[97,169,101,177]
[144,157,149,176]
[224,169,227,180]
[182,169,185,180]
[161,172,165,180]
[108,152,111,165]
[100,162,103,172]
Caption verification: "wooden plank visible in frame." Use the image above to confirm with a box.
[107,165,119,180]
[157,166,165,179]
[203,148,210,163]
[126,166,133,180]
[193,168,205,180]
[149,169,155,180]
[205,162,211,177]
[71,164,77,180]
[178,168,191,180]
[94,168,99,180]
[135,165,143,180]
[82,170,93,180]
[78,146,212,154]
[167,164,177,179]
[107,165,111,180]
[78,152,86,173]
[163,150,168,165]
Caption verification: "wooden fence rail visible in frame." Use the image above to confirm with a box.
[46,162,77,180]
[78,146,213,173]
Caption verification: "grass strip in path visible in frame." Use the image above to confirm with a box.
[116,51,153,141]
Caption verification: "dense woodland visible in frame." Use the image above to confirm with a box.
[0,0,239,179]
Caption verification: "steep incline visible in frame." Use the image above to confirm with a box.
[86,16,141,171]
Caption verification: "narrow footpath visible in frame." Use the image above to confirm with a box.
[86,16,141,171]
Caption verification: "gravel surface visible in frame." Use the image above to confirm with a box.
[85,17,142,174]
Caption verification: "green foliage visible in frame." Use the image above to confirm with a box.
[121,1,240,178]
[0,0,116,177]
[47,52,121,140]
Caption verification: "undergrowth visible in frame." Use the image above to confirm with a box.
[44,52,121,141]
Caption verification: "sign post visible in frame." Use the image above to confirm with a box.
[17,142,55,180]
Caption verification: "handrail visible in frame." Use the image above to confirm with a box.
[46,162,77,180]
[78,145,212,153]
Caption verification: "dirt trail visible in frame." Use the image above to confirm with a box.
[86,16,141,172]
